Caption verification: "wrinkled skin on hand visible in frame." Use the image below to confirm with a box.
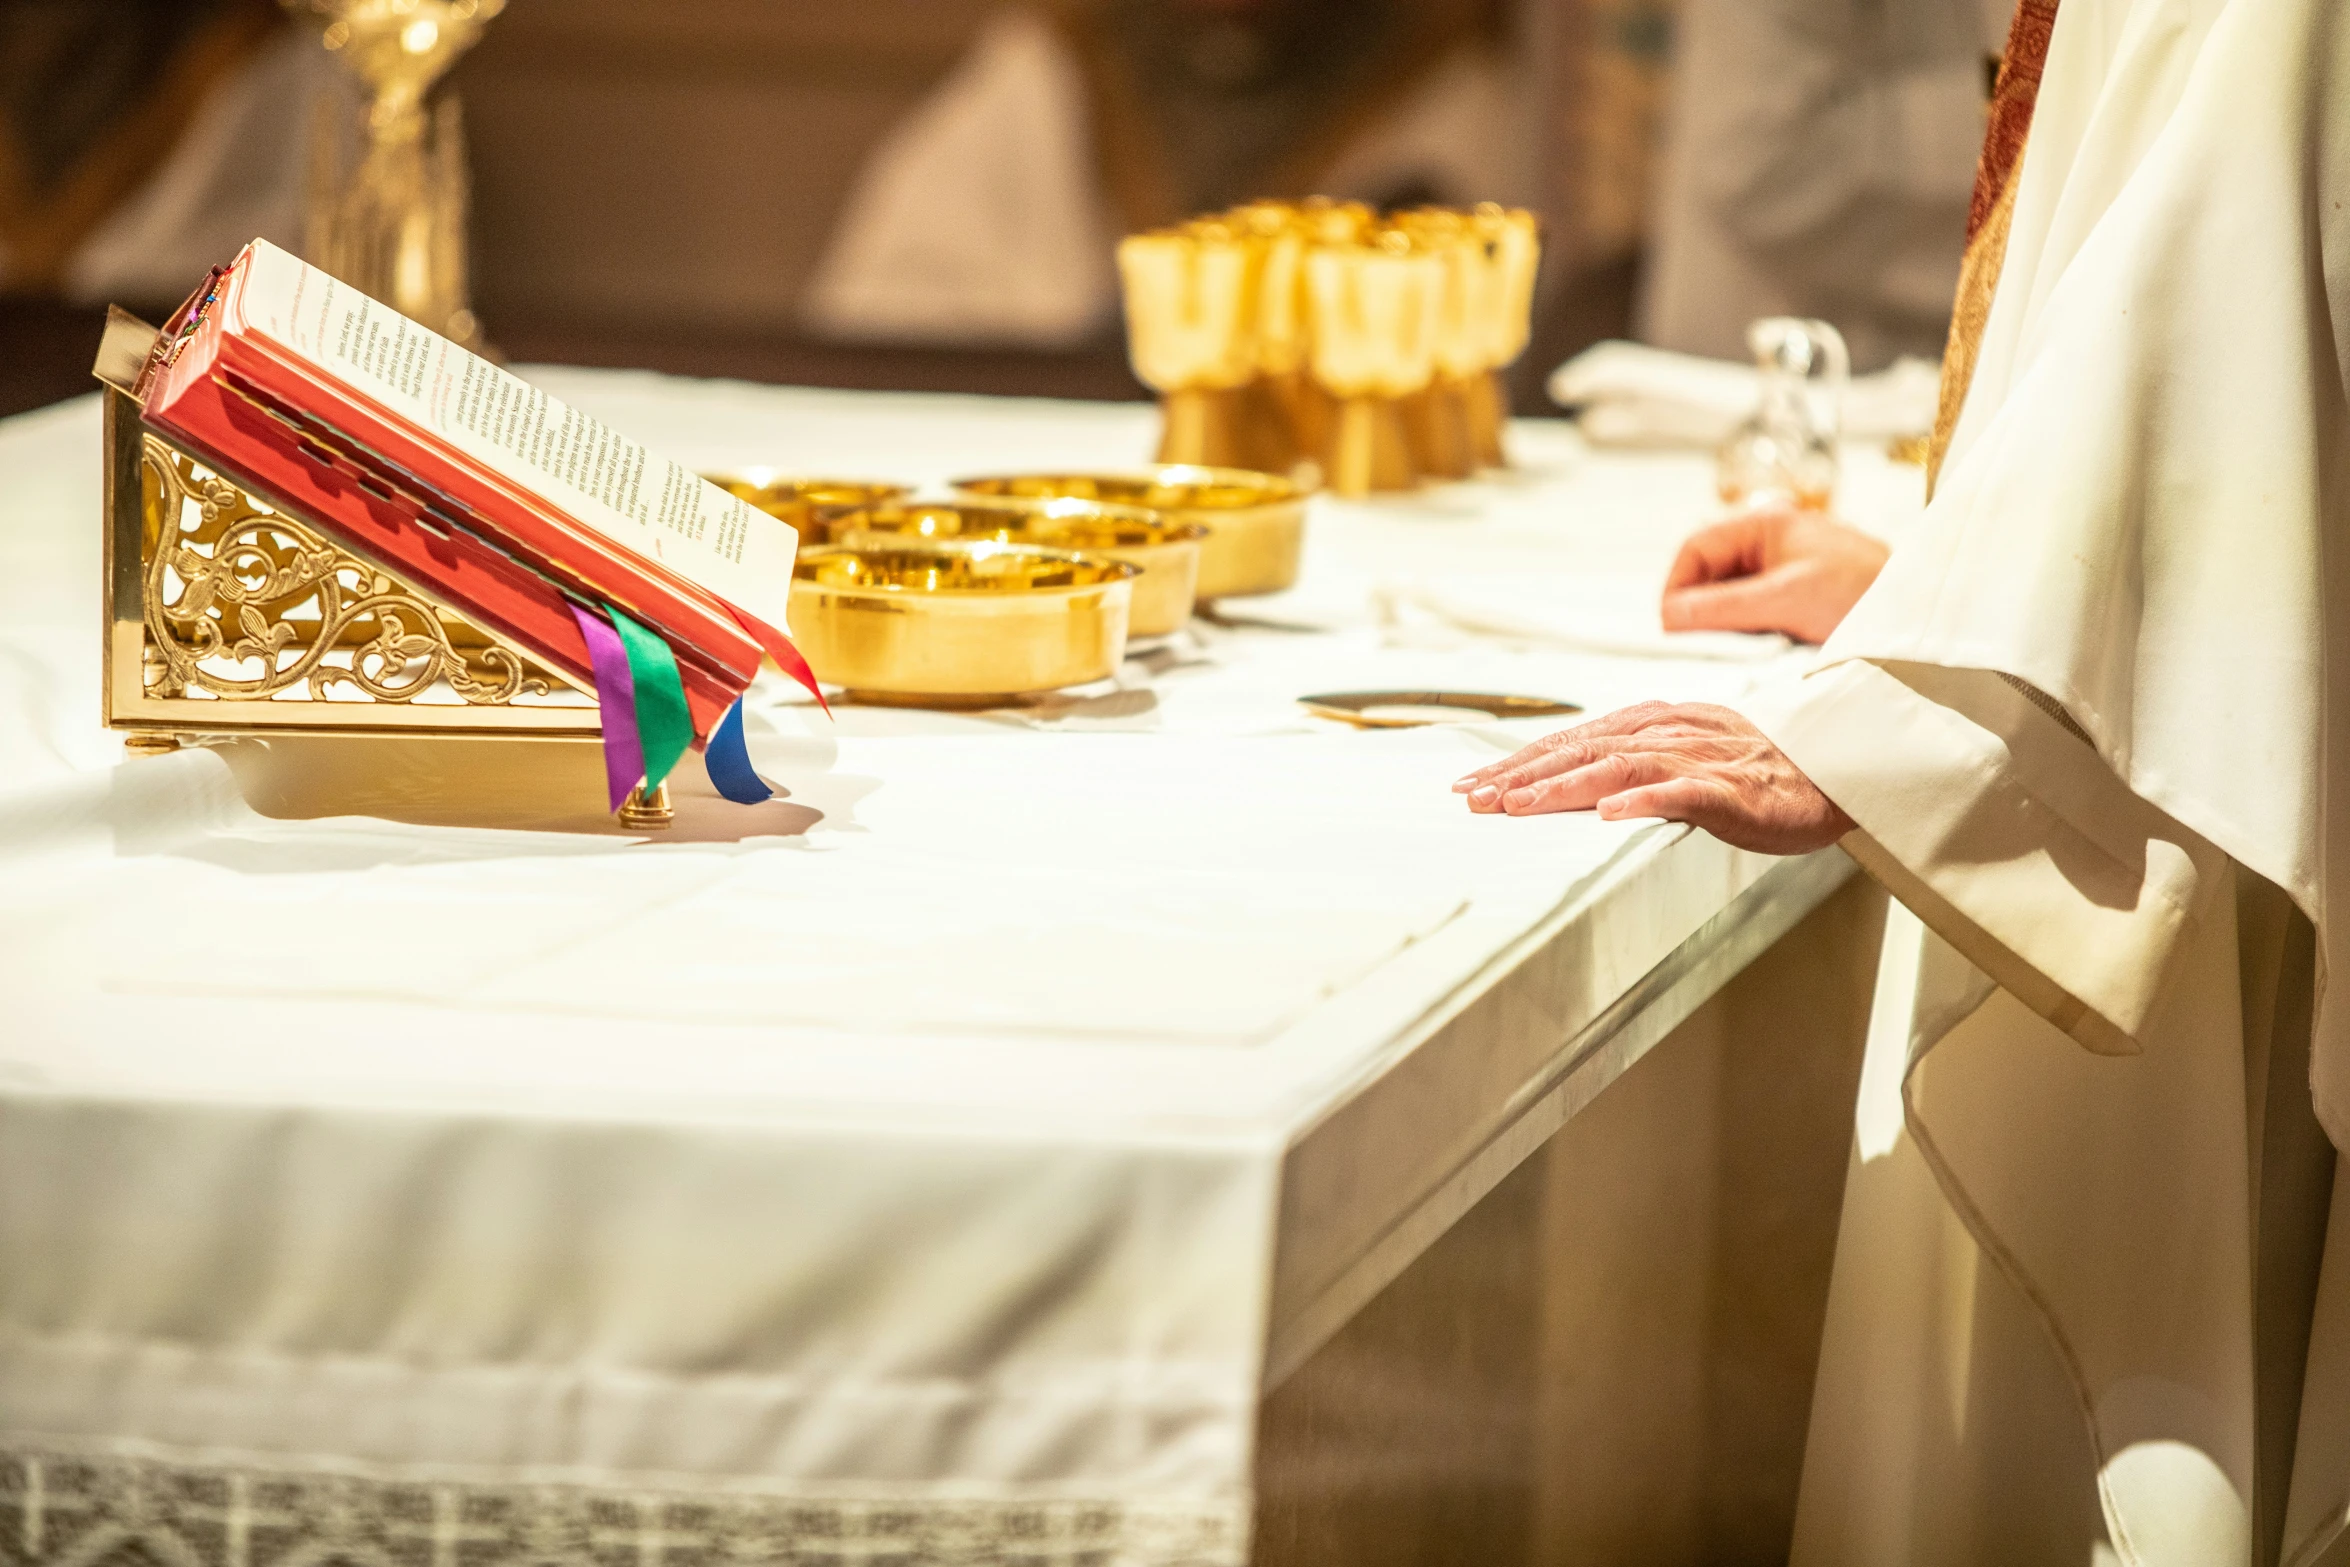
[1660,506,1890,645]
[1450,701,1854,855]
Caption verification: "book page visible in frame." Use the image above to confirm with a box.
[228,240,795,632]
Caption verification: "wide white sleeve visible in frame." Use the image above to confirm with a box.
[1748,657,2234,1055]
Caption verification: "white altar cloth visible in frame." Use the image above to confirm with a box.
[0,376,1922,1566]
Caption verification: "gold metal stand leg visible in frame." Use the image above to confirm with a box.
[123,731,182,757]
[618,782,674,831]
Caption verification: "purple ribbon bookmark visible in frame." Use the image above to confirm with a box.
[571,603,645,813]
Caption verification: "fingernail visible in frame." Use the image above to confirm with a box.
[1503,789,1531,813]
[1469,786,1499,808]
[1452,775,1479,791]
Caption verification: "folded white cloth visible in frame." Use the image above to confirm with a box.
[1547,340,1942,448]
[1378,573,1795,663]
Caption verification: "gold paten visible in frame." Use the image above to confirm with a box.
[703,473,914,544]
[787,540,1137,706]
[97,310,609,766]
[833,499,1202,638]
[1300,690,1584,729]
[951,466,1309,601]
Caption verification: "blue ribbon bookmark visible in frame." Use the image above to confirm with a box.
[703,698,773,805]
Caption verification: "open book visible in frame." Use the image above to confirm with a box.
[138,240,807,743]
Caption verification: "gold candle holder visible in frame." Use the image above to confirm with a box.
[284,0,504,347]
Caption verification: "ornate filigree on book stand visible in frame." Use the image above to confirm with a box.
[95,307,673,829]
[138,439,562,711]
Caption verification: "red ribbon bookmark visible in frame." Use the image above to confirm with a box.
[727,607,831,715]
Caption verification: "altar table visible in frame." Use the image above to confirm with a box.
[0,373,1923,1566]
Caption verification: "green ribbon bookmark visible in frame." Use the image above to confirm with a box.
[608,605,692,793]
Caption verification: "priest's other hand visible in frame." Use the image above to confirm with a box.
[1660,507,1889,644]
[1451,701,1854,855]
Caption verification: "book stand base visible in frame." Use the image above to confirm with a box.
[93,308,673,830]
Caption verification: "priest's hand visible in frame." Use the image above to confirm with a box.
[1660,507,1889,644]
[1451,701,1854,855]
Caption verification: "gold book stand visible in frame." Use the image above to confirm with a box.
[94,308,673,829]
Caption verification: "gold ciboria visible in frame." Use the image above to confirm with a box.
[1118,200,1539,497]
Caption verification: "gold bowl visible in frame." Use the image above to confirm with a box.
[787,539,1139,705]
[951,466,1309,600]
[832,498,1205,637]
[703,472,914,541]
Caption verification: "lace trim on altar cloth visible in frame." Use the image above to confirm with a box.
[0,1441,1246,1567]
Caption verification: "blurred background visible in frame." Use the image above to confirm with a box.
[0,0,2004,420]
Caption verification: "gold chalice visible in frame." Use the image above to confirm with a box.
[1306,236,1443,496]
[1117,224,1261,469]
[284,0,505,345]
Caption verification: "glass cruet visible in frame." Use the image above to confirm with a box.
[1716,316,1849,511]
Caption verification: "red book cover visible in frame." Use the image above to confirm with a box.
[138,243,804,737]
